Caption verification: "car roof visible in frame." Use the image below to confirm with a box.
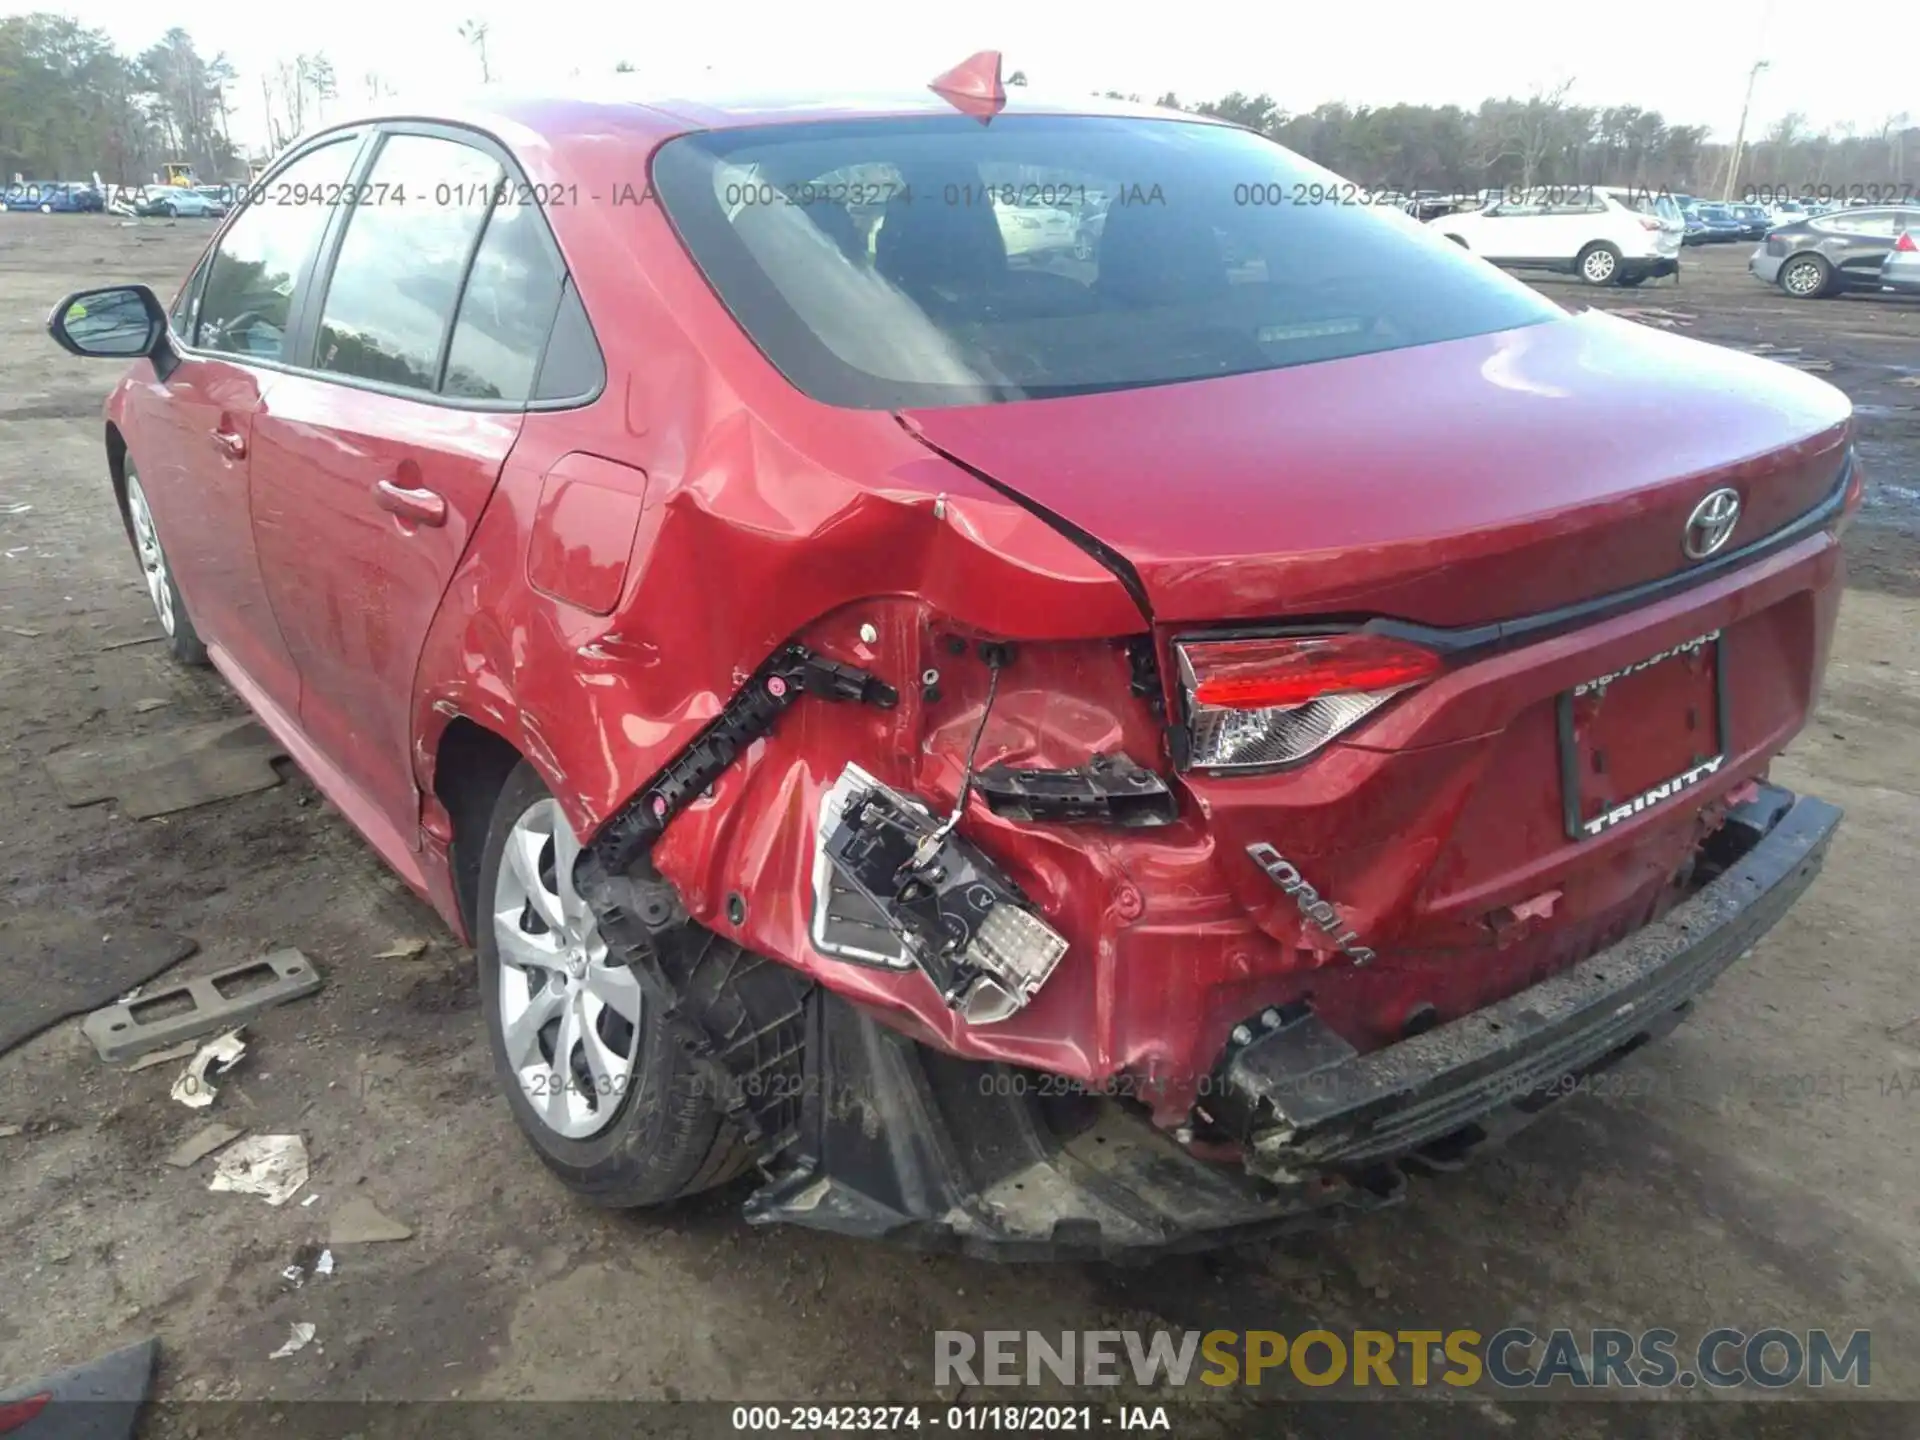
[297,85,1222,154]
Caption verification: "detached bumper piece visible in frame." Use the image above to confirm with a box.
[1217,790,1842,1182]
[745,990,1385,1260]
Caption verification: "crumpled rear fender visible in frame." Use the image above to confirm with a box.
[409,396,1143,884]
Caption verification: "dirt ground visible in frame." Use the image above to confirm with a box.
[1,219,1916,1438]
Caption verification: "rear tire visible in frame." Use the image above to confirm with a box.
[122,465,208,667]
[477,762,746,1207]
[1780,253,1832,299]
[1577,243,1621,285]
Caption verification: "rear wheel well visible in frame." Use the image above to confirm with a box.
[433,718,525,936]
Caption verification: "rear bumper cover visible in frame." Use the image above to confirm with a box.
[746,790,1840,1259]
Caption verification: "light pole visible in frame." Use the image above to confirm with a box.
[1720,59,1769,202]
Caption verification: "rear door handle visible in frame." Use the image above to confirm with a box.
[373,479,447,528]
[212,427,247,461]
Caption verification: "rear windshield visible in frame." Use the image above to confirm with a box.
[651,115,1562,409]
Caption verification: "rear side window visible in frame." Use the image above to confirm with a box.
[195,139,360,360]
[1813,208,1901,236]
[652,115,1559,409]
[313,135,500,391]
[442,195,568,402]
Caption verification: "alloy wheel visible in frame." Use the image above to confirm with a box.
[492,798,643,1140]
[124,474,175,637]
[1783,259,1824,297]
[1582,249,1616,283]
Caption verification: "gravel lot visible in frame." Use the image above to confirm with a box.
[1,219,1915,1438]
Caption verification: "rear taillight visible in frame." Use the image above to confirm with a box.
[1895,231,1918,253]
[1835,448,1866,539]
[0,1394,51,1436]
[1638,216,1663,231]
[1175,634,1441,771]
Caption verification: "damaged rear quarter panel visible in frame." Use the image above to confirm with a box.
[409,160,1142,908]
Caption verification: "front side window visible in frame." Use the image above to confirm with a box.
[196,138,361,360]
[313,134,500,392]
[652,116,1559,409]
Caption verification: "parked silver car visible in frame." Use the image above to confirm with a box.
[1881,228,1920,295]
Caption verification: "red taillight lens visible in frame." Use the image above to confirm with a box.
[1638,216,1663,231]
[1895,231,1918,253]
[0,1394,51,1435]
[1176,634,1441,771]
[1835,449,1866,538]
[1185,634,1442,709]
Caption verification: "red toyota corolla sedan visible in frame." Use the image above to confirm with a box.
[51,60,1857,1256]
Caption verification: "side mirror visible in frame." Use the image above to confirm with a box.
[47,285,168,360]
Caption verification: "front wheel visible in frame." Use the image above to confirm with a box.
[1780,254,1832,299]
[123,467,208,666]
[477,763,746,1207]
[1577,243,1621,285]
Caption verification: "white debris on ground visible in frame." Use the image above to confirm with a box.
[269,1323,316,1359]
[169,1030,246,1109]
[208,1133,308,1206]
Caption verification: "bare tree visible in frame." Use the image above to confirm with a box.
[458,20,492,84]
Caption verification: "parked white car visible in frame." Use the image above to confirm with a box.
[1427,185,1684,286]
[993,201,1077,260]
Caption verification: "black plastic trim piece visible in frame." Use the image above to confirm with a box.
[974,754,1178,827]
[1364,452,1852,658]
[581,643,898,878]
[1169,450,1853,665]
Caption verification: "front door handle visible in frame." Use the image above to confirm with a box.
[212,427,247,461]
[373,479,447,528]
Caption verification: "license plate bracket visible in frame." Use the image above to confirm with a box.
[1558,631,1730,841]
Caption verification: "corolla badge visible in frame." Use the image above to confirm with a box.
[1683,487,1742,560]
[1246,844,1375,966]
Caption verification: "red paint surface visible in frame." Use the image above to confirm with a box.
[526,454,650,616]
[96,91,1856,1128]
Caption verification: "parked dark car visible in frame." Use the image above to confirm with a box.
[3,182,104,213]
[1728,203,1772,240]
[1750,205,1920,298]
[1688,205,1746,243]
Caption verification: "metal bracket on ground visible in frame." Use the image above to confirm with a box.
[82,949,323,1062]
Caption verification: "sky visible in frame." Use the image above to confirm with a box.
[35,0,1920,154]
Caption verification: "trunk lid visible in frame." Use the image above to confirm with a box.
[901,311,1851,627]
